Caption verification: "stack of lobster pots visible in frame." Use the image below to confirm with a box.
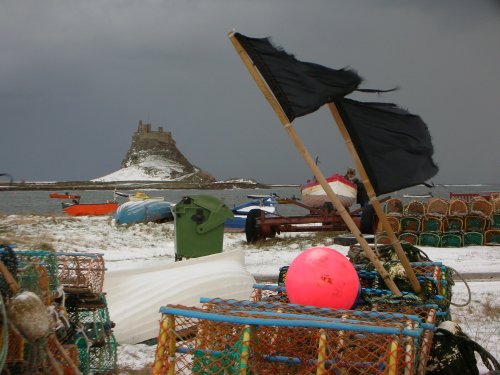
[0,246,117,375]
[378,195,500,247]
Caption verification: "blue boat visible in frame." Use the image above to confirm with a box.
[114,200,174,225]
[224,194,278,231]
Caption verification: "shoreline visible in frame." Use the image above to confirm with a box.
[0,180,300,191]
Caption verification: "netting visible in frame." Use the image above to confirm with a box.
[492,214,500,229]
[448,198,468,217]
[69,329,117,375]
[405,201,426,217]
[425,198,448,217]
[493,197,500,214]
[462,232,483,246]
[0,248,117,375]
[484,229,500,245]
[57,252,106,294]
[421,217,443,233]
[384,198,404,216]
[443,217,463,233]
[153,296,436,375]
[354,262,451,314]
[65,294,117,374]
[400,217,421,233]
[17,263,52,304]
[387,216,401,233]
[440,234,462,248]
[418,233,441,247]
[464,215,487,232]
[398,233,419,245]
[14,250,60,293]
[372,197,497,246]
[469,197,493,217]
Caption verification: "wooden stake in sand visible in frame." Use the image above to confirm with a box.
[228,31,402,296]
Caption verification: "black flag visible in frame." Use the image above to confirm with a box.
[234,32,362,122]
[335,99,439,195]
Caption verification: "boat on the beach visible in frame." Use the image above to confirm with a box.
[114,200,173,225]
[224,194,278,231]
[301,173,357,208]
[114,190,164,201]
[62,202,119,216]
[49,192,81,200]
[103,249,255,344]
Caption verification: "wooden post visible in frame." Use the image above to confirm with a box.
[328,103,422,295]
[228,31,401,296]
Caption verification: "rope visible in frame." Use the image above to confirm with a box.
[436,328,500,373]
[0,291,8,373]
[445,266,471,307]
[75,323,92,354]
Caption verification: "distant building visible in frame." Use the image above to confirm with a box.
[135,120,173,143]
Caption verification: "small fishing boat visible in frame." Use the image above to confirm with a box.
[114,191,164,201]
[129,191,164,201]
[224,194,278,231]
[49,192,81,200]
[114,200,173,225]
[103,249,255,344]
[301,174,357,208]
[62,202,119,216]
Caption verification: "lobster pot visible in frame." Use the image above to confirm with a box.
[153,301,434,375]
[66,294,117,374]
[70,331,117,375]
[47,341,81,373]
[57,252,106,294]
[14,250,60,293]
[251,284,438,326]
[354,262,452,319]
[66,295,113,344]
[88,332,117,375]
[16,262,52,305]
[274,260,452,320]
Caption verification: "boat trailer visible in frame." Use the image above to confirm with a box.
[244,198,383,243]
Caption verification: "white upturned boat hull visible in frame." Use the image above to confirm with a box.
[103,250,255,344]
[301,174,357,208]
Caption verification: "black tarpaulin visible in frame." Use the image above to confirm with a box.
[234,32,362,122]
[335,99,439,195]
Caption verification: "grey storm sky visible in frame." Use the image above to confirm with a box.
[1,0,499,185]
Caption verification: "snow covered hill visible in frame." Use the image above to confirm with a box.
[92,121,215,183]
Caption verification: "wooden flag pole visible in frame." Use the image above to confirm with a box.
[328,103,422,295]
[228,32,401,296]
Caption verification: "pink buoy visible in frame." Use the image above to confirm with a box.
[285,246,360,309]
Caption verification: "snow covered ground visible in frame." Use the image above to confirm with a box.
[1,214,498,373]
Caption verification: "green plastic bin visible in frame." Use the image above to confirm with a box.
[173,195,234,260]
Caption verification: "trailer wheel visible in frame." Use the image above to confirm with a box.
[245,209,262,243]
[360,204,378,234]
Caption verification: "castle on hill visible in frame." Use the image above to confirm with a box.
[93,120,215,183]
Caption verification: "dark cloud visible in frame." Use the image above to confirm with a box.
[1,0,499,184]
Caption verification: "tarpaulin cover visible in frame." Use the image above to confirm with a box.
[234,32,362,122]
[335,99,439,195]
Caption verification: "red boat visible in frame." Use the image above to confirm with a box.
[50,192,81,200]
[62,202,119,216]
[301,174,357,208]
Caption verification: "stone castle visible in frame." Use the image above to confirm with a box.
[135,120,172,143]
[120,120,215,183]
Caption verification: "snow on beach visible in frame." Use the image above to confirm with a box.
[1,214,499,373]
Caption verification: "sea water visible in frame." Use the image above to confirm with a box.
[0,184,499,216]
